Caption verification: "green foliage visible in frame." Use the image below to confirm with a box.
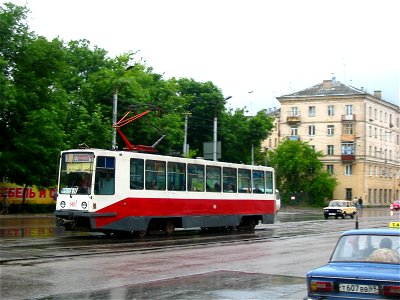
[220,109,274,164]
[267,140,337,206]
[0,2,281,199]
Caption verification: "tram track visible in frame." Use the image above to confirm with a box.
[0,213,390,266]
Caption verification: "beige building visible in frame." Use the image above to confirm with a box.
[265,79,399,206]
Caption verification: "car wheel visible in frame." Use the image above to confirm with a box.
[350,213,354,219]
[335,215,338,219]
[342,213,346,219]
[324,215,328,219]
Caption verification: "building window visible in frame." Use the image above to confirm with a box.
[327,165,334,174]
[343,123,353,135]
[345,165,353,175]
[345,105,353,115]
[341,142,355,155]
[327,105,334,116]
[327,125,334,136]
[308,106,316,117]
[327,145,334,155]
[308,125,315,136]
[345,188,352,200]
[310,145,315,151]
[291,107,299,116]
[290,126,298,136]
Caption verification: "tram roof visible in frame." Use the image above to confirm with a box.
[62,148,273,170]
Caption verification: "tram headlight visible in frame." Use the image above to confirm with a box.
[60,201,66,208]
[81,202,87,209]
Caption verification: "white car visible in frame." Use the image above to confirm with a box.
[324,200,357,219]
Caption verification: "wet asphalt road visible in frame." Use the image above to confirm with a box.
[0,207,397,299]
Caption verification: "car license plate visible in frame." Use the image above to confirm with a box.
[339,283,379,294]
[329,213,336,215]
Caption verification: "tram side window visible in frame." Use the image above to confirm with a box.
[188,164,204,192]
[206,166,221,192]
[94,156,115,195]
[265,171,273,194]
[223,167,237,193]
[130,158,144,190]
[167,162,186,191]
[238,168,251,193]
[145,160,166,190]
[252,170,265,193]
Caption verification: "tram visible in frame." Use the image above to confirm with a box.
[54,149,277,236]
[54,104,277,236]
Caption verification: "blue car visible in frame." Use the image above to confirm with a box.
[305,228,400,299]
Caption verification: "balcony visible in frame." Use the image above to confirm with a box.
[341,134,356,142]
[341,154,355,162]
[288,135,301,141]
[287,115,301,123]
[342,114,356,121]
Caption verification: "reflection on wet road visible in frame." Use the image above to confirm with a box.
[39,271,306,300]
[1,207,389,239]
[0,207,397,300]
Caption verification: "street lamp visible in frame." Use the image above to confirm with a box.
[213,96,232,161]
[112,65,134,150]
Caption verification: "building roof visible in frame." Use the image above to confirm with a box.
[279,79,365,98]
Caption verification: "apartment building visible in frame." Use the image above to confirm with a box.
[270,79,399,206]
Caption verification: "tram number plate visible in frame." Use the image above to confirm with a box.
[339,283,379,294]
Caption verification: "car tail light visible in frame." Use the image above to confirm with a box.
[382,285,400,297]
[310,280,334,292]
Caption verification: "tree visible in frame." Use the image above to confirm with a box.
[267,140,337,206]
[0,2,276,196]
[0,4,68,188]
[175,78,226,157]
[219,109,274,164]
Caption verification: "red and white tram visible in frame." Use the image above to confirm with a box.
[54,148,277,236]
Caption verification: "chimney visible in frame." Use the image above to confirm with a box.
[374,90,382,99]
[322,80,332,90]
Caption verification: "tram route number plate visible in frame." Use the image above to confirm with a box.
[339,283,379,294]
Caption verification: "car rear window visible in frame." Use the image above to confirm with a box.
[331,234,400,264]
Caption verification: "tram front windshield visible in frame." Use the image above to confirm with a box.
[59,152,94,195]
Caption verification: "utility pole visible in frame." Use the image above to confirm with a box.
[183,113,190,156]
[112,65,134,150]
[213,115,218,161]
[112,84,119,150]
[213,96,232,161]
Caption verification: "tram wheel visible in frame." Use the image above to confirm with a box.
[135,230,147,237]
[247,219,256,231]
[165,221,175,235]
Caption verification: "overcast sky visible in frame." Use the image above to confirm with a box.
[4,0,399,113]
